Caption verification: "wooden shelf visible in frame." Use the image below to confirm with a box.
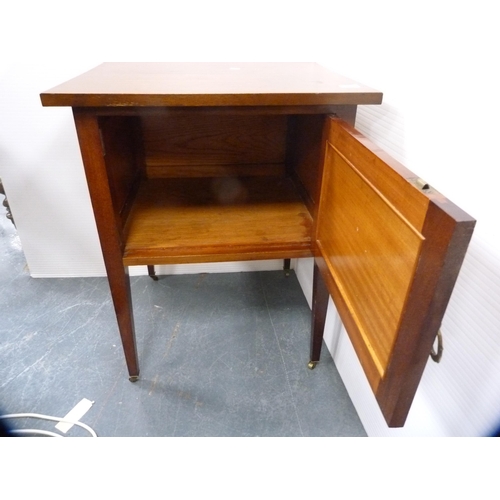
[122,176,313,265]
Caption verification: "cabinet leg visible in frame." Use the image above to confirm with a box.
[108,265,140,378]
[147,265,159,281]
[72,110,140,379]
[310,262,329,367]
[283,258,291,276]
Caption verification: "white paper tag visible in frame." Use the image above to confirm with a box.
[55,398,94,434]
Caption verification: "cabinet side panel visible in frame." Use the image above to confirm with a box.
[99,116,144,230]
[287,107,357,213]
[287,115,325,210]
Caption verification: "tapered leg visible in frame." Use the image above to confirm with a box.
[108,265,139,379]
[73,109,139,380]
[309,262,329,368]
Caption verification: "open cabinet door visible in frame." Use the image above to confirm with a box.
[312,117,475,427]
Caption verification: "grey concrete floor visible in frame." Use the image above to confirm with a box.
[0,206,365,437]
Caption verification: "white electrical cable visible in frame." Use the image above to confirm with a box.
[0,412,98,437]
[9,429,64,438]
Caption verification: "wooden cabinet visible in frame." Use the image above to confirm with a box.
[41,63,475,427]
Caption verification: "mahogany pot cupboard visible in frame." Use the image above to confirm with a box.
[41,63,475,427]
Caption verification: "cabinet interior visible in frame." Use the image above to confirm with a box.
[99,110,328,266]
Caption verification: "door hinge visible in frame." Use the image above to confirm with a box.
[410,177,431,191]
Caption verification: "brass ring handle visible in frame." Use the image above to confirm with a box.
[430,329,443,363]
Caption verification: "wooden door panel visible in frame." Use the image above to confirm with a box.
[314,117,475,427]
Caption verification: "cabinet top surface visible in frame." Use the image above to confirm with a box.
[40,62,383,108]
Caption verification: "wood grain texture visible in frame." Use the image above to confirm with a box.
[327,120,430,232]
[287,114,325,209]
[40,63,383,107]
[288,106,358,215]
[72,109,139,377]
[73,105,351,117]
[99,116,144,229]
[122,177,313,265]
[141,113,287,178]
[376,202,475,426]
[45,63,388,393]
[317,143,425,377]
[310,261,330,363]
[314,118,475,426]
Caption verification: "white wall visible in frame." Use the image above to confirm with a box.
[311,2,500,437]
[1,1,499,437]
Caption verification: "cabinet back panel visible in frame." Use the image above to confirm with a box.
[141,114,287,178]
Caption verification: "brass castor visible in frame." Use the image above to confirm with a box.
[283,259,291,277]
[129,375,139,382]
[307,361,317,370]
